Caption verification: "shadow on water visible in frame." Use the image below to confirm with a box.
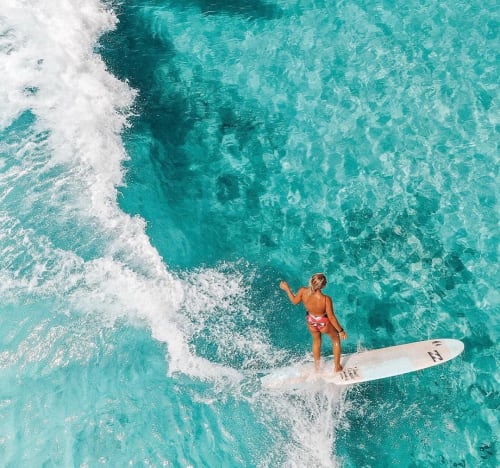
[99,2,190,169]
[99,1,283,158]
[98,0,287,266]
[99,0,282,158]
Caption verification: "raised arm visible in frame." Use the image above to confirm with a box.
[326,296,348,339]
[279,281,305,305]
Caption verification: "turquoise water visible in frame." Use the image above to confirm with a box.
[0,0,498,466]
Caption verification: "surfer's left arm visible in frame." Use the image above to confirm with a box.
[326,297,347,339]
[279,281,305,305]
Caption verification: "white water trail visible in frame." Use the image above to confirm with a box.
[0,2,350,464]
[0,0,248,381]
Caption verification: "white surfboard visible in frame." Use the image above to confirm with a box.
[261,339,464,390]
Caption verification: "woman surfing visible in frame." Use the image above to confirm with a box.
[280,273,347,372]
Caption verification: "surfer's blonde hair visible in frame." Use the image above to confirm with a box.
[309,273,327,293]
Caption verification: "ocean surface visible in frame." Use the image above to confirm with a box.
[1,0,498,466]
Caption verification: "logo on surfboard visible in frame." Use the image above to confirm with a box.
[339,367,359,381]
[427,349,444,362]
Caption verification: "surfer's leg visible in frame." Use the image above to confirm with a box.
[308,326,322,370]
[326,328,342,372]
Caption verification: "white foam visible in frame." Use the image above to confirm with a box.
[0,0,265,383]
[255,384,350,467]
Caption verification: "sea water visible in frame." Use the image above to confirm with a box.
[0,0,498,466]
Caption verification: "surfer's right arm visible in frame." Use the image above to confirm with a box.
[279,281,305,305]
